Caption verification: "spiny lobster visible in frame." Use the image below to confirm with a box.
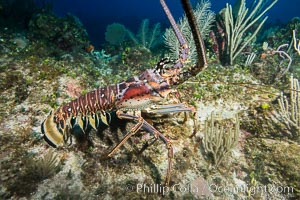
[41,0,207,185]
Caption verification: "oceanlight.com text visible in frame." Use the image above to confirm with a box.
[209,184,294,196]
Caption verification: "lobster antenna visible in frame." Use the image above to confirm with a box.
[160,0,207,78]
[160,0,190,70]
[181,0,208,73]
[160,0,187,47]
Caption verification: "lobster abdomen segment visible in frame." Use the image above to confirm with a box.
[59,85,117,119]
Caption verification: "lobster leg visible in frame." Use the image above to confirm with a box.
[107,111,173,185]
[107,115,144,157]
[141,118,173,186]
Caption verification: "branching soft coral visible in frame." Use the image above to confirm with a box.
[104,19,162,50]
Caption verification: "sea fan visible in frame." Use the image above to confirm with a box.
[104,23,127,45]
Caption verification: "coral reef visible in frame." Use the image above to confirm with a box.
[29,13,89,51]
[0,1,300,200]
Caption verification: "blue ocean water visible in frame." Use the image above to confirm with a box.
[46,0,299,46]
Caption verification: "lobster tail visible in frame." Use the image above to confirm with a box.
[41,111,113,148]
[41,111,64,148]
[41,85,118,147]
